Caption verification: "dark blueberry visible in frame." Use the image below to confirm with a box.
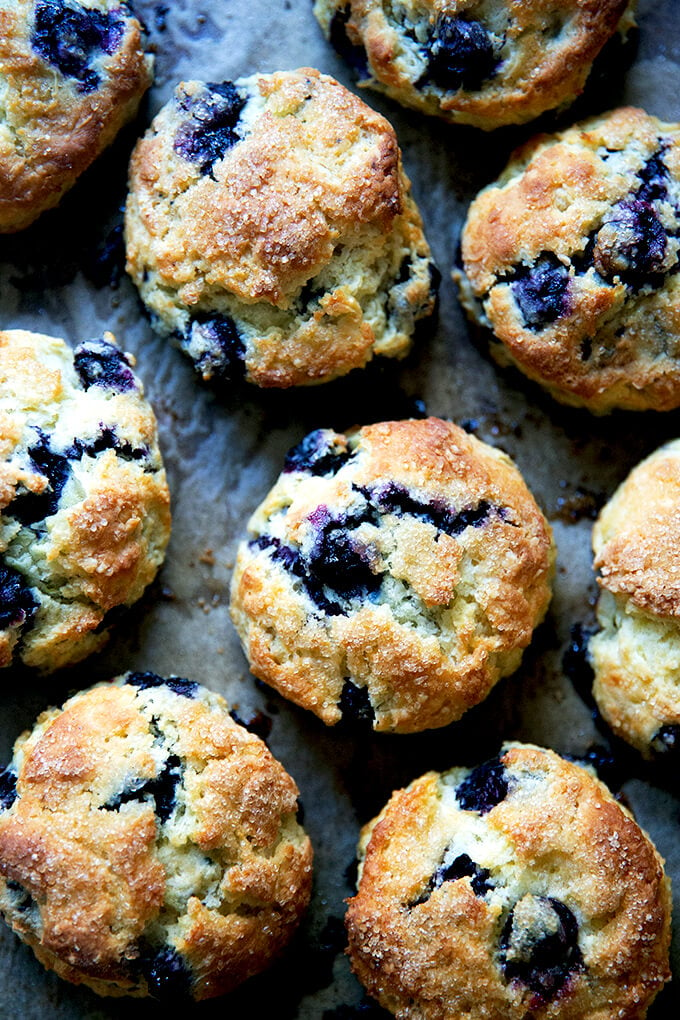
[500,895,583,1001]
[636,148,669,203]
[174,82,247,175]
[650,724,680,758]
[0,562,38,634]
[183,314,245,381]
[31,0,125,93]
[138,946,192,1002]
[456,755,509,814]
[511,255,571,330]
[338,679,375,727]
[103,754,182,823]
[283,430,352,477]
[0,768,17,810]
[250,535,303,576]
[593,199,668,288]
[425,17,498,92]
[329,5,369,77]
[67,426,148,463]
[305,514,382,614]
[412,851,492,906]
[367,483,496,538]
[126,672,198,699]
[9,433,71,525]
[5,880,35,913]
[74,338,137,392]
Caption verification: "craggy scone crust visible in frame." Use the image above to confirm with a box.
[313,0,634,130]
[125,67,437,388]
[0,673,313,1000]
[0,0,152,231]
[346,742,672,1019]
[457,107,680,412]
[0,329,170,672]
[230,418,554,733]
[590,440,680,756]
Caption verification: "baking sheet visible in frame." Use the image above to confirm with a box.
[1,0,680,1016]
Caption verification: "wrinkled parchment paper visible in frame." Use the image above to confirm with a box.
[1,1,679,1016]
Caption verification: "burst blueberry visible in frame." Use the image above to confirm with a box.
[174,82,247,175]
[456,755,509,814]
[184,314,245,381]
[305,512,382,613]
[500,895,583,1001]
[412,851,492,905]
[31,0,125,93]
[284,430,352,476]
[511,255,571,330]
[339,679,375,727]
[0,768,17,810]
[425,17,498,92]
[0,562,38,633]
[102,753,182,823]
[593,199,668,288]
[138,946,192,1001]
[74,338,137,392]
[126,671,198,699]
[636,148,669,203]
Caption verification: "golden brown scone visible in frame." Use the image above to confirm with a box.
[590,439,680,757]
[125,68,438,388]
[0,672,313,1000]
[0,329,170,672]
[0,0,152,232]
[313,0,635,130]
[229,418,554,733]
[346,742,672,1019]
[456,107,680,412]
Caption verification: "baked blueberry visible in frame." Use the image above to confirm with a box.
[173,82,247,175]
[455,755,509,814]
[425,17,498,92]
[511,255,572,330]
[31,0,125,92]
[74,337,138,392]
[346,743,671,1018]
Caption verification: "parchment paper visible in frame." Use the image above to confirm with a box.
[0,1,679,1016]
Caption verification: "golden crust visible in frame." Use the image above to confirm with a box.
[230,418,554,733]
[314,0,634,130]
[0,677,313,1000]
[125,68,436,387]
[0,0,152,232]
[0,329,171,672]
[458,107,680,412]
[346,743,672,1019]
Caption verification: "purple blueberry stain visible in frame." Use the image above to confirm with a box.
[303,507,383,615]
[456,755,509,814]
[0,562,38,636]
[511,255,572,330]
[9,432,71,525]
[0,768,17,810]
[365,483,498,538]
[183,314,245,381]
[424,17,499,92]
[174,82,247,176]
[500,895,583,1002]
[636,147,670,204]
[592,199,669,289]
[102,753,182,823]
[31,0,126,93]
[126,672,199,699]
[283,430,352,477]
[74,338,137,392]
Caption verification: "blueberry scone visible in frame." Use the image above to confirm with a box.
[0,672,313,999]
[456,107,680,412]
[0,0,153,232]
[125,68,438,388]
[589,440,680,758]
[229,418,554,733]
[0,329,171,672]
[346,743,671,1019]
[313,1,635,131]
